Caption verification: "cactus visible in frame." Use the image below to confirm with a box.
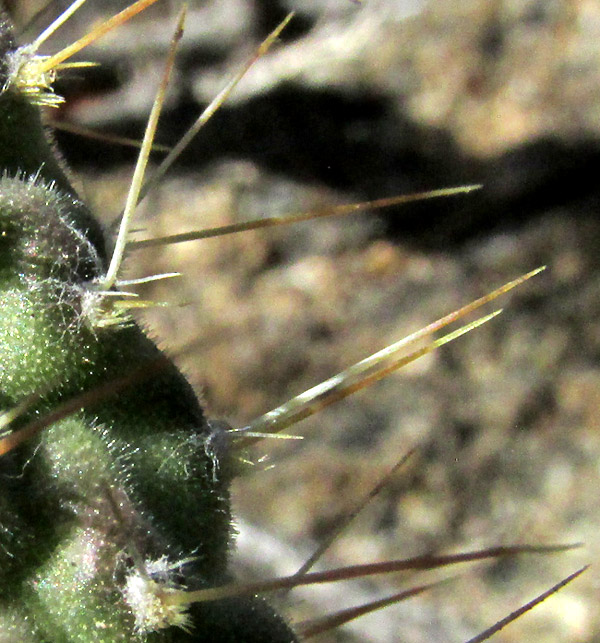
[0,2,584,642]
[0,3,300,640]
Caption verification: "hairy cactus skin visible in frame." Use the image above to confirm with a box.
[0,8,297,642]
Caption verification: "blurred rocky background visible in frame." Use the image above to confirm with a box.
[7,1,600,641]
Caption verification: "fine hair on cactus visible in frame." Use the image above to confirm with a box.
[0,1,589,642]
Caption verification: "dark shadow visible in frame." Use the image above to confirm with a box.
[54,81,600,251]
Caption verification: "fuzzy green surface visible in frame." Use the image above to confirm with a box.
[0,6,299,639]
[0,103,296,643]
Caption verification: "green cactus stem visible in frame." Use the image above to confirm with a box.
[0,6,297,641]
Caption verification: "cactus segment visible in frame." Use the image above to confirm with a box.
[0,6,298,641]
